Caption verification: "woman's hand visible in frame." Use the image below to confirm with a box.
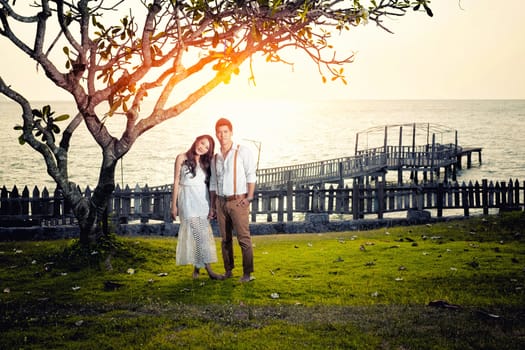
[171,206,178,220]
[208,207,216,220]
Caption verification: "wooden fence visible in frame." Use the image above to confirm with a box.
[1,179,523,228]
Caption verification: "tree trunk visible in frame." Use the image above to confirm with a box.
[75,158,117,246]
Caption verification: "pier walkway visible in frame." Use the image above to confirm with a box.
[256,144,482,189]
[256,123,482,189]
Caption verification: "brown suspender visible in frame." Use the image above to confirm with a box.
[215,144,240,195]
[233,145,239,195]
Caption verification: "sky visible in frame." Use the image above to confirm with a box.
[1,0,524,101]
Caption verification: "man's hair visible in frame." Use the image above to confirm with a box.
[215,117,233,132]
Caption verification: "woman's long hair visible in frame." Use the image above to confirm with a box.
[184,134,215,184]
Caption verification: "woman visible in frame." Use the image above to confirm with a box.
[172,135,223,280]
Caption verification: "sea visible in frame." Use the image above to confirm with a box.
[1,99,524,191]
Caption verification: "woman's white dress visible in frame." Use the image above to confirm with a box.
[176,164,218,268]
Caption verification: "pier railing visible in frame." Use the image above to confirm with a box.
[1,179,523,228]
[257,143,463,189]
[256,153,386,189]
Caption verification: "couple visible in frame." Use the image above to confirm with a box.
[171,118,257,282]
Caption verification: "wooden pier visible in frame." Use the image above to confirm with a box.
[456,147,483,170]
[256,123,482,189]
[256,143,482,189]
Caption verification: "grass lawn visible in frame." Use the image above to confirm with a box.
[1,212,524,349]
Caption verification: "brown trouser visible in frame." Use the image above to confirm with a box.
[215,197,254,275]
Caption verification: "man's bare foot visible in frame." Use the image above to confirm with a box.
[239,275,255,283]
[223,270,233,279]
[192,268,200,279]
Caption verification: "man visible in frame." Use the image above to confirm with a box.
[210,118,257,282]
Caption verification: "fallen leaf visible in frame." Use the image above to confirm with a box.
[104,281,124,291]
[476,310,500,319]
[428,300,461,310]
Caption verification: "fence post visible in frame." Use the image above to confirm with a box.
[377,181,384,219]
[153,188,162,219]
[437,183,443,217]
[164,189,173,224]
[501,181,507,208]
[287,180,293,221]
[507,179,514,208]
[482,179,489,215]
[461,182,469,217]
[277,191,284,222]
[0,186,7,215]
[352,182,359,220]
[514,179,520,208]
[327,185,335,213]
[265,193,272,222]
[474,181,481,208]
[141,185,150,224]
[21,186,30,216]
[31,186,41,224]
[9,186,21,215]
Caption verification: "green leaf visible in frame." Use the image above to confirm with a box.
[423,4,433,17]
[18,135,25,145]
[52,125,61,134]
[63,46,70,56]
[54,114,70,122]
[42,105,51,118]
[32,109,42,118]
[13,125,23,130]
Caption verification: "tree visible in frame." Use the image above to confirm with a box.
[0,0,433,245]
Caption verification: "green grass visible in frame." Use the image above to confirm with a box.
[1,212,524,349]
